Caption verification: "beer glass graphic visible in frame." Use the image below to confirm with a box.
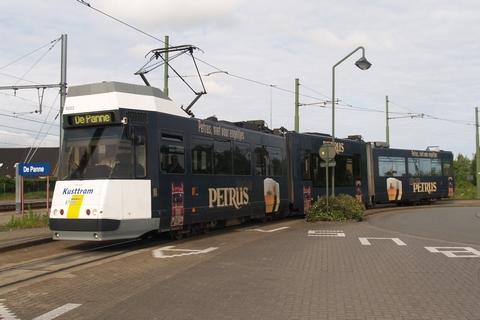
[264,178,280,213]
[386,177,402,201]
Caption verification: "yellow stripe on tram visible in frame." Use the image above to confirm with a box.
[67,194,84,219]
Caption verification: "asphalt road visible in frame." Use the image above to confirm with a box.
[367,206,480,246]
[1,206,479,320]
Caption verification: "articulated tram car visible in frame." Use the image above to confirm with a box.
[50,82,290,240]
[367,145,454,205]
[49,81,454,241]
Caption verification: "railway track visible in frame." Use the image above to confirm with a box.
[0,236,167,292]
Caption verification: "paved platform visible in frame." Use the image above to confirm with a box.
[1,205,479,319]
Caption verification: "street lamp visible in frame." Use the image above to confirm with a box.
[331,46,371,196]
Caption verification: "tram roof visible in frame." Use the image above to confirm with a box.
[64,81,186,117]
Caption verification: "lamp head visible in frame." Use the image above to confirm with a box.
[355,56,372,70]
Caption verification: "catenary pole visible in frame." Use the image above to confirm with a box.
[164,35,169,97]
[386,95,390,146]
[294,78,299,132]
[476,107,480,199]
[59,34,67,177]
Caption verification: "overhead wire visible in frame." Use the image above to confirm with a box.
[25,93,60,161]
[0,37,61,71]
[14,38,60,86]
[0,122,59,135]
[75,0,475,130]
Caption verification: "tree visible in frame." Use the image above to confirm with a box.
[453,154,472,183]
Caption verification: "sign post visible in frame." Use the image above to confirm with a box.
[18,162,52,214]
[319,144,337,208]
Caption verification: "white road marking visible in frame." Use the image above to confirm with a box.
[308,230,345,237]
[152,246,218,259]
[32,303,81,320]
[425,247,480,258]
[359,237,407,246]
[0,299,19,320]
[246,226,290,233]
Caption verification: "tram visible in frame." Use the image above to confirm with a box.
[49,81,454,241]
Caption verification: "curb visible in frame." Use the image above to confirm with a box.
[0,234,52,252]
[364,201,480,217]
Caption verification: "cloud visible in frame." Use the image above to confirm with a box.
[99,0,242,30]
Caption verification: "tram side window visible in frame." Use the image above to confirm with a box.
[214,140,232,175]
[233,142,251,175]
[442,160,453,176]
[335,155,354,187]
[133,127,147,178]
[431,159,442,176]
[408,157,436,176]
[192,138,213,174]
[302,152,311,180]
[254,146,268,176]
[378,156,406,177]
[311,154,331,187]
[160,143,185,174]
[267,147,283,176]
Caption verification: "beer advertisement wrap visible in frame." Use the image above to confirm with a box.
[386,177,402,201]
[170,182,185,228]
[264,178,280,213]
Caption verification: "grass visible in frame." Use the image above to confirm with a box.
[3,208,49,230]
[453,181,476,200]
[0,191,53,201]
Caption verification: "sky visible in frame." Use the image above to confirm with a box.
[0,0,479,157]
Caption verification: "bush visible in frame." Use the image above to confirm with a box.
[453,180,476,200]
[306,194,364,222]
[4,208,49,230]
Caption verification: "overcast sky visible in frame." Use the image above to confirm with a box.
[0,0,479,157]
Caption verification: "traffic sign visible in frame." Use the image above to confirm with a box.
[320,161,336,168]
[319,144,336,161]
[18,162,51,177]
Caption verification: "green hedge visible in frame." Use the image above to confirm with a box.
[306,194,364,222]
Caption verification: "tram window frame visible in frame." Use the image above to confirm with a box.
[431,159,442,176]
[335,155,355,187]
[302,151,311,180]
[133,126,147,178]
[160,133,185,174]
[442,160,453,176]
[254,146,268,176]
[233,142,251,175]
[408,157,437,177]
[378,156,406,177]
[267,146,284,176]
[214,139,233,175]
[191,137,213,174]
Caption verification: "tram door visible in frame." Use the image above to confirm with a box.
[159,132,186,230]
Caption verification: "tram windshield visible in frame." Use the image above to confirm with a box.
[59,126,144,180]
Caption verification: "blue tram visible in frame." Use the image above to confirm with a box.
[49,81,454,240]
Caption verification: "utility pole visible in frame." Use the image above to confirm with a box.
[294,78,299,132]
[476,107,480,199]
[386,95,390,146]
[59,34,67,162]
[163,35,169,97]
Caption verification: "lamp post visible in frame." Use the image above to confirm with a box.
[331,46,371,196]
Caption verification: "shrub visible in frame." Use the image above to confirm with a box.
[4,208,49,230]
[306,194,364,222]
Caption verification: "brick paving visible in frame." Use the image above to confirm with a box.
[1,213,480,320]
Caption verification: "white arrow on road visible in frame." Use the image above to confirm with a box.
[0,300,81,320]
[246,226,290,233]
[152,246,218,259]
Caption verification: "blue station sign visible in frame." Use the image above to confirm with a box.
[18,162,51,177]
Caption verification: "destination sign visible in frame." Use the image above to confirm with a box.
[18,162,51,177]
[68,112,114,126]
